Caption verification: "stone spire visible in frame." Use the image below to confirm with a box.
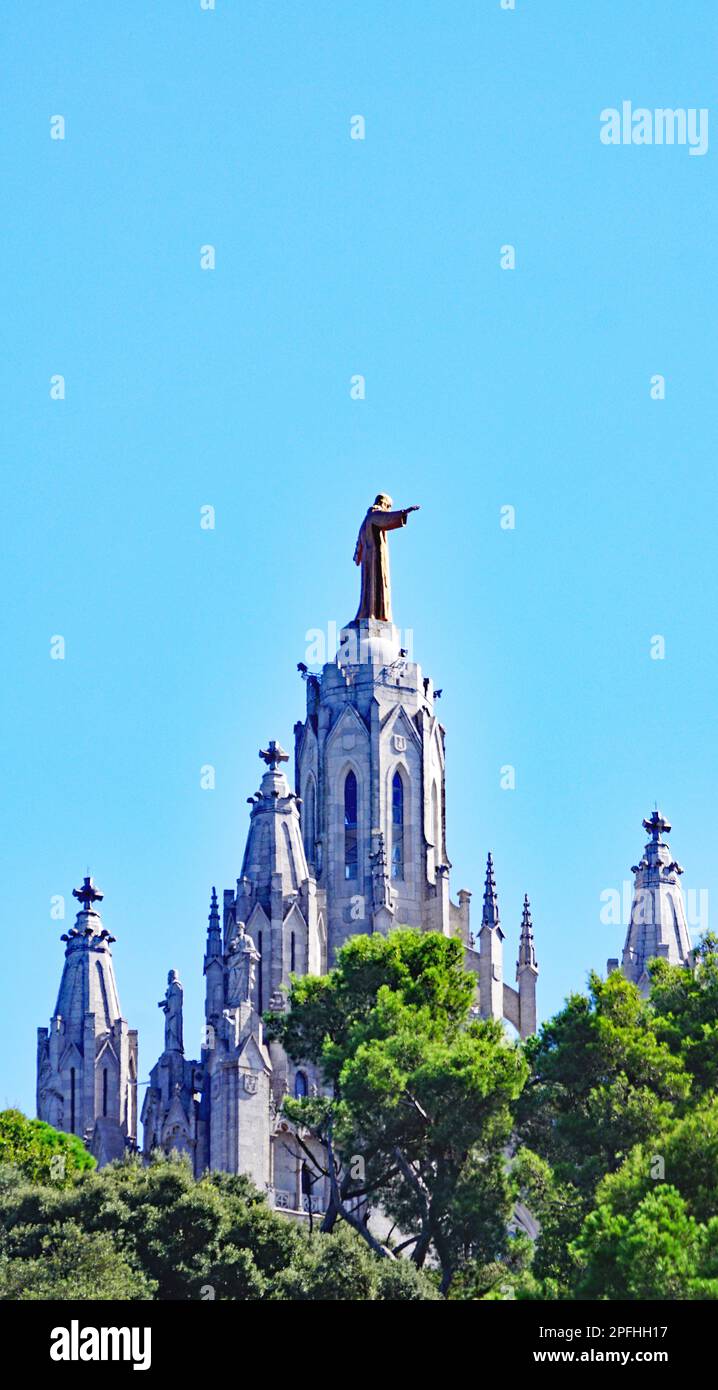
[617,809,693,994]
[482,851,501,928]
[479,852,504,1020]
[231,742,322,1009]
[204,886,224,1024]
[239,743,310,899]
[369,830,394,933]
[37,876,137,1165]
[516,894,538,1037]
[517,894,537,971]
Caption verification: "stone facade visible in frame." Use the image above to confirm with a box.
[39,608,541,1200]
[134,612,541,1210]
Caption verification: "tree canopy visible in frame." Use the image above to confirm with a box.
[268,929,528,1293]
[2,931,716,1301]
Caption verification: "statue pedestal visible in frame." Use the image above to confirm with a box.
[338,619,400,668]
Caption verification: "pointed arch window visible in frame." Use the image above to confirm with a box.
[102,1067,108,1117]
[432,781,441,868]
[294,1070,308,1099]
[344,771,358,880]
[391,770,405,880]
[303,778,316,867]
[70,1067,76,1134]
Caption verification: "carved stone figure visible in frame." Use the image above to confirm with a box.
[353,494,419,622]
[226,922,260,1007]
[158,969,184,1052]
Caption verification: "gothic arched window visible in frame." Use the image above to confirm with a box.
[102,1067,108,1117]
[303,779,316,866]
[391,771,405,880]
[70,1067,76,1134]
[432,781,440,867]
[294,1070,308,1099]
[344,771,358,880]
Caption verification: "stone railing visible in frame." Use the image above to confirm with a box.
[270,1188,324,1214]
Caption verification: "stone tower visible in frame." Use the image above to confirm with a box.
[142,744,327,1201]
[609,810,693,994]
[294,614,452,957]
[37,877,138,1165]
[143,501,540,1199]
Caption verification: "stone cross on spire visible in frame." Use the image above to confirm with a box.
[642,809,671,843]
[258,741,289,771]
[72,875,104,914]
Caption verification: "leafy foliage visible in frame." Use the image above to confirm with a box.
[269,929,528,1293]
[0,1148,439,1301]
[2,931,716,1301]
[0,1109,94,1184]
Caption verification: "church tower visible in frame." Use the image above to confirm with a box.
[609,810,693,994]
[294,611,453,958]
[37,877,138,1165]
[142,495,540,1195]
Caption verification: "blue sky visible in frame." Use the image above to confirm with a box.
[2,0,716,1111]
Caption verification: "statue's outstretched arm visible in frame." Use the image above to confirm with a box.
[373,506,419,530]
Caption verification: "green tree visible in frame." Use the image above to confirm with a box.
[272,1221,440,1300]
[585,1098,718,1229]
[268,929,528,1294]
[514,971,691,1294]
[650,935,718,1095]
[0,1149,438,1301]
[517,971,689,1194]
[0,1221,155,1301]
[571,1188,718,1300]
[0,1109,94,1184]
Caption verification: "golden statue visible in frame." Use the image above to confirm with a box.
[353,494,420,623]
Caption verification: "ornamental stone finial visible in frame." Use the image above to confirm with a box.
[259,741,289,771]
[642,809,671,843]
[72,875,104,914]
